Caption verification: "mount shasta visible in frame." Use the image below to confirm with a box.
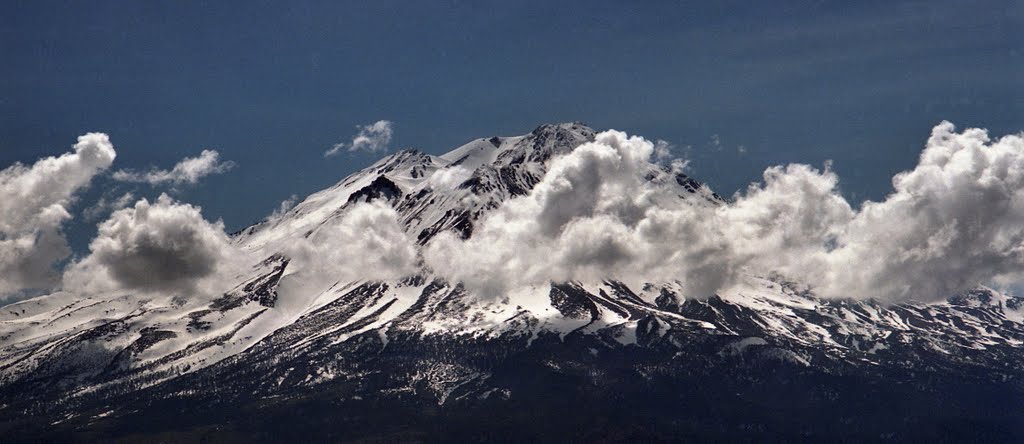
[2,123,1024,441]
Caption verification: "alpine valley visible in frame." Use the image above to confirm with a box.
[3,123,1023,442]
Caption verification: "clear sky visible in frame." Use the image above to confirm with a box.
[2,0,1021,255]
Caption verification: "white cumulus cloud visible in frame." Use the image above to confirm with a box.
[0,133,116,299]
[424,130,732,298]
[63,194,244,296]
[814,122,1024,301]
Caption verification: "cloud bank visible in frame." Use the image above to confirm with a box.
[426,122,1024,303]
[325,120,393,156]
[113,149,235,185]
[5,121,1022,306]
[0,133,116,298]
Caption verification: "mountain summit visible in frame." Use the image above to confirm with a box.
[2,123,1024,441]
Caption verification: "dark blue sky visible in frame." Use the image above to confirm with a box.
[2,0,1021,253]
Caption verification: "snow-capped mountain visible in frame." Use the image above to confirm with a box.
[2,123,1024,441]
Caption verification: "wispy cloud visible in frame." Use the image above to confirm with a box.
[324,120,393,157]
[269,194,299,220]
[82,191,136,222]
[113,150,235,186]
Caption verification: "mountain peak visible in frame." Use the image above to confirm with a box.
[530,121,593,135]
[494,122,596,166]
